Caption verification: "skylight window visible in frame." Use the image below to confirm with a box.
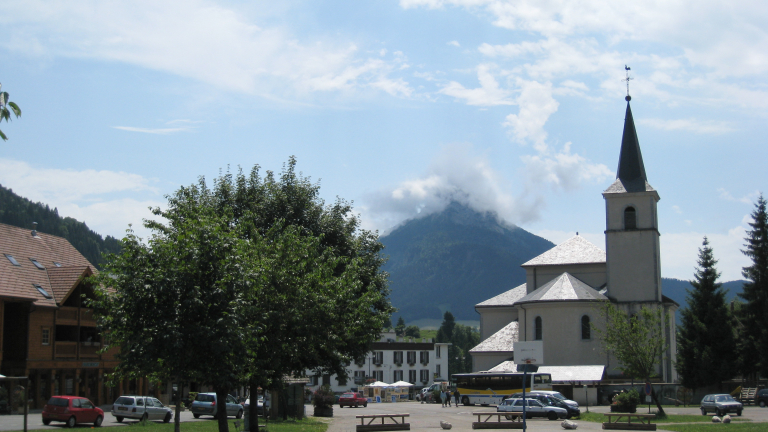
[35,284,53,299]
[4,254,20,266]
[29,258,45,269]
[53,262,63,267]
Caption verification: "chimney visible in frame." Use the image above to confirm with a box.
[31,221,38,237]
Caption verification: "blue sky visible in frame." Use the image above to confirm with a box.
[0,0,765,282]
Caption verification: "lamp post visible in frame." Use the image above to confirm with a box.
[584,384,589,413]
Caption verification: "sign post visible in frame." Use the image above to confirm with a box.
[645,382,652,413]
[513,342,544,432]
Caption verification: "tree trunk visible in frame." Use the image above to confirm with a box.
[651,387,665,417]
[248,381,259,432]
[215,387,230,432]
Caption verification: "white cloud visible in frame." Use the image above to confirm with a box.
[0,158,162,239]
[438,64,513,106]
[717,188,761,205]
[360,143,542,233]
[0,1,413,99]
[112,126,192,135]
[639,118,735,134]
[448,40,461,47]
[502,79,558,151]
[520,142,613,191]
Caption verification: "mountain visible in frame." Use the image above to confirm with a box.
[379,202,555,322]
[0,184,121,269]
[661,277,746,323]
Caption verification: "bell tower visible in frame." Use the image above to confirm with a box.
[602,98,662,303]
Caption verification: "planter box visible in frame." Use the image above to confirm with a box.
[314,407,333,417]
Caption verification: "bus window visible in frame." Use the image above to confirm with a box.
[534,375,542,384]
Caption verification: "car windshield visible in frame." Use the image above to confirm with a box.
[342,393,355,397]
[115,397,134,405]
[550,393,567,401]
[196,394,216,402]
[715,395,735,402]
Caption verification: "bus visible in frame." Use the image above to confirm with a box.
[451,372,553,406]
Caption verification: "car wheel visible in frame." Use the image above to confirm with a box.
[94,416,103,427]
[116,416,124,423]
[700,409,707,416]
[547,411,558,421]
[66,416,76,428]
[236,410,243,419]
[339,404,343,408]
[760,400,766,408]
[43,419,51,425]
[193,414,201,419]
[164,413,172,423]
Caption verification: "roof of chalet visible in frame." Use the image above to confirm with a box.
[516,272,608,304]
[469,321,518,353]
[0,222,96,307]
[487,361,605,382]
[476,283,527,308]
[522,236,605,267]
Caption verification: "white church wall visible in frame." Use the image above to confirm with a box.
[605,230,661,302]
[472,352,513,373]
[525,263,607,292]
[479,307,519,341]
[604,193,658,231]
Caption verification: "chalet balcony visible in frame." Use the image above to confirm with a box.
[57,307,79,325]
[55,341,78,358]
[54,341,103,359]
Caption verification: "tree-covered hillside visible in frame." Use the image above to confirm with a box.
[380,202,555,322]
[0,184,121,269]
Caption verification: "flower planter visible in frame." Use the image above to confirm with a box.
[313,407,333,417]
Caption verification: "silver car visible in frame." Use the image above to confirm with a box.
[700,394,742,417]
[111,396,173,423]
[190,393,243,419]
[497,398,568,421]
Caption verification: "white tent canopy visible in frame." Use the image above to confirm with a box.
[368,381,391,387]
[391,381,414,387]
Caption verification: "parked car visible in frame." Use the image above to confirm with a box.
[111,395,173,423]
[700,394,743,416]
[507,392,580,419]
[497,397,568,421]
[242,395,270,415]
[757,389,768,408]
[42,396,104,428]
[190,393,244,419]
[339,392,368,408]
[510,390,580,410]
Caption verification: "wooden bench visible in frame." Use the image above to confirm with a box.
[355,413,410,431]
[471,412,524,429]
[602,413,656,431]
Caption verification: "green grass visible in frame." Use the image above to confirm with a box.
[575,412,749,423]
[659,424,767,432]
[419,329,437,340]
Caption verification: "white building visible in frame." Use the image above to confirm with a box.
[306,332,450,393]
[470,98,679,384]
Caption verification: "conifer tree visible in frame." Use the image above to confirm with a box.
[738,194,768,378]
[395,316,406,336]
[676,237,736,391]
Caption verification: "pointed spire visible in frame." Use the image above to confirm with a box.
[616,102,647,184]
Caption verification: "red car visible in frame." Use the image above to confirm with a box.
[338,392,368,408]
[42,396,104,427]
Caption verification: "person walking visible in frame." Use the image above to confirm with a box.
[440,390,446,407]
[447,390,452,407]
[454,389,461,407]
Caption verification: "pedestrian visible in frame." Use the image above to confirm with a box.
[454,389,461,407]
[441,390,446,407]
[447,390,451,407]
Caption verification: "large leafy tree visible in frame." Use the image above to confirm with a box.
[737,194,768,379]
[676,237,736,392]
[0,84,21,141]
[594,303,669,416]
[93,158,393,432]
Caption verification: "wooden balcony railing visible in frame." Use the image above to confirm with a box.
[55,341,78,358]
[57,307,79,324]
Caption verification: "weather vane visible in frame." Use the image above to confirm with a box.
[623,65,633,101]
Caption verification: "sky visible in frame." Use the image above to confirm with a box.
[0,0,766,282]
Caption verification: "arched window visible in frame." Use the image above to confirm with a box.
[534,316,542,340]
[581,315,591,340]
[624,206,637,229]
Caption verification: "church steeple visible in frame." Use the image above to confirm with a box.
[617,103,647,185]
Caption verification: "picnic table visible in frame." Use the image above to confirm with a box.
[602,413,656,431]
[355,413,410,431]
[471,412,524,429]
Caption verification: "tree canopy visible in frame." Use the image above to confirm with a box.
[0,84,21,141]
[92,158,393,432]
[594,303,668,415]
[676,237,736,391]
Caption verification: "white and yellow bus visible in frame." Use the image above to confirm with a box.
[452,372,553,406]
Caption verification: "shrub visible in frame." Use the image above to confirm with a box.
[312,386,335,409]
[612,389,640,413]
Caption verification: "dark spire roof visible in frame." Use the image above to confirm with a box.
[604,102,655,194]
[617,102,646,183]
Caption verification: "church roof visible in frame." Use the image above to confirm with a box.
[605,102,654,194]
[516,272,608,304]
[469,321,518,353]
[522,235,605,267]
[476,283,527,308]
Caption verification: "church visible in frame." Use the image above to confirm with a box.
[469,96,679,386]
